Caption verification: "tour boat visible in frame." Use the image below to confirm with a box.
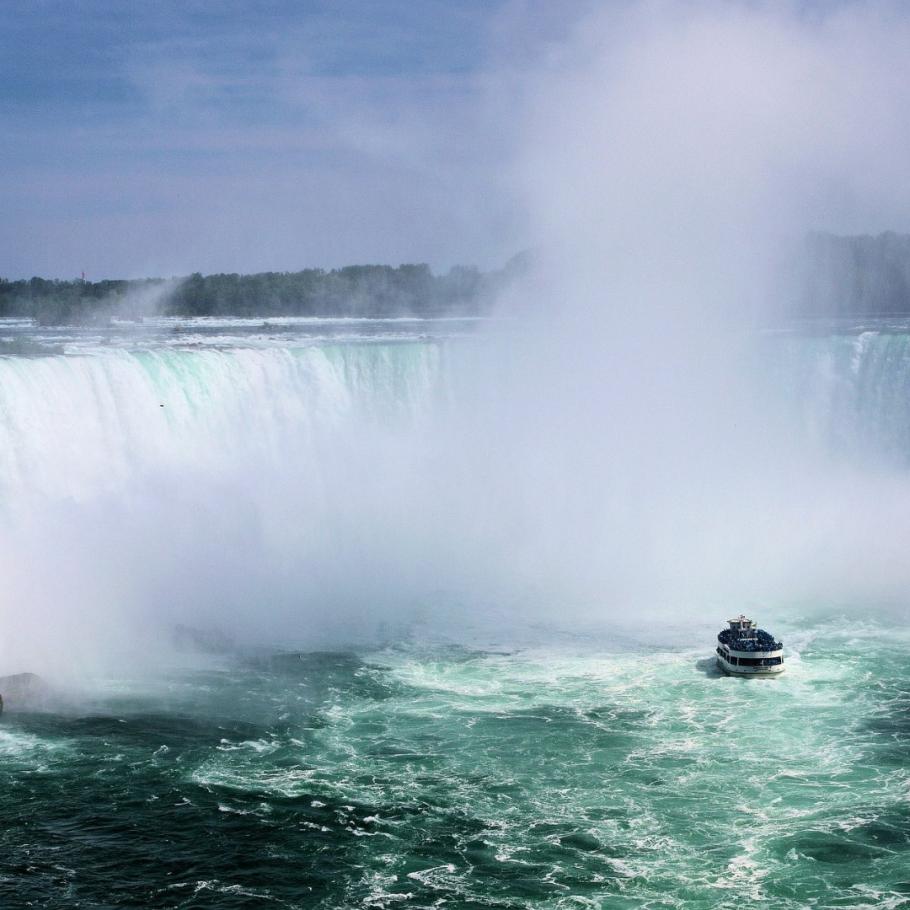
[716,615,784,676]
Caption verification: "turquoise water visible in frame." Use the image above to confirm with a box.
[2,619,908,908]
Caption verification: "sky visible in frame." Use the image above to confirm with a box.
[0,0,572,280]
[4,0,909,283]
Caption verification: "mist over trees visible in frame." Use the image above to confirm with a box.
[4,236,910,325]
[802,232,910,317]
[0,261,523,326]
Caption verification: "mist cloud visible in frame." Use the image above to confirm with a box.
[4,1,910,681]
[480,0,910,610]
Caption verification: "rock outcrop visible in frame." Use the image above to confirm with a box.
[0,672,51,713]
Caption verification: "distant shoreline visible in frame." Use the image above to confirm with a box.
[0,260,527,328]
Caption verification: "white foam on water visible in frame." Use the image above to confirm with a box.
[0,728,67,760]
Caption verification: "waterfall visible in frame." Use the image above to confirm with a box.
[0,343,443,508]
[768,331,910,464]
[2,328,910,678]
[0,342,448,674]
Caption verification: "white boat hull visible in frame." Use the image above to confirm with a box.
[716,654,784,676]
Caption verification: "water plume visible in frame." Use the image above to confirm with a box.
[462,0,910,615]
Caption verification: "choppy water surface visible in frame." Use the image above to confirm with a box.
[2,619,908,908]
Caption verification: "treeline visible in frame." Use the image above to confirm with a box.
[0,262,519,326]
[10,235,910,324]
[0,276,167,326]
[169,264,493,318]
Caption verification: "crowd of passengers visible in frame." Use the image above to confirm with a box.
[717,630,782,652]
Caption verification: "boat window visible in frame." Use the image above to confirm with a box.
[736,656,783,667]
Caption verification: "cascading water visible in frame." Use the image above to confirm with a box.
[768,330,910,464]
[0,343,443,506]
[4,322,910,676]
[0,334,460,676]
[6,329,910,510]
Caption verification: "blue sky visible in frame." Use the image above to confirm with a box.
[4,0,888,282]
[1,1,554,279]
